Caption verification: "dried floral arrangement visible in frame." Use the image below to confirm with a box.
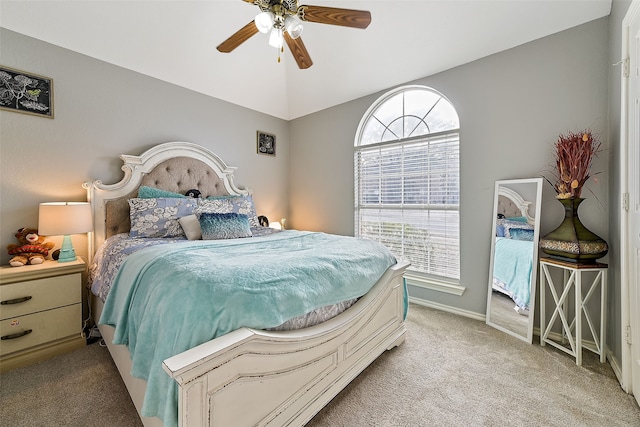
[547,130,602,199]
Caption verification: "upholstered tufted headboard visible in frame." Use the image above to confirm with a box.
[84,142,249,260]
[497,186,535,225]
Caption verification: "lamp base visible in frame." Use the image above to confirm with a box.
[57,235,77,263]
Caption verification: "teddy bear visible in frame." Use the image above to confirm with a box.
[6,227,55,267]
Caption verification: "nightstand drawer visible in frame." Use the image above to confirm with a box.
[0,273,81,320]
[0,304,81,356]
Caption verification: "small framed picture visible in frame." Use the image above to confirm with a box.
[257,131,276,156]
[0,66,54,118]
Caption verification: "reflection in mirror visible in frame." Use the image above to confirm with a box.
[486,178,543,343]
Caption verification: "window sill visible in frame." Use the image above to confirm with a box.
[405,274,466,296]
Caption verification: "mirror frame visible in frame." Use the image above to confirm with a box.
[486,178,543,343]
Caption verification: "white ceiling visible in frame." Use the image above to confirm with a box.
[0,0,612,120]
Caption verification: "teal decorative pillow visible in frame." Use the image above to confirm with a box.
[129,198,197,238]
[506,216,528,223]
[198,195,260,227]
[138,186,186,199]
[199,213,252,240]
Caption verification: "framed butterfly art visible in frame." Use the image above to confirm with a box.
[0,65,54,118]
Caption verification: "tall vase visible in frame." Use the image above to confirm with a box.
[539,197,608,263]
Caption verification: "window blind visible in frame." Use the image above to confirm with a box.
[355,132,460,280]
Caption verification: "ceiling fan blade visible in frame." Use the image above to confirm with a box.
[298,5,371,29]
[216,20,259,53]
[284,32,313,69]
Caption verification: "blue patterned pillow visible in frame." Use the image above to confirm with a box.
[138,186,186,199]
[510,228,535,241]
[198,195,259,227]
[199,213,252,240]
[129,198,197,238]
[497,218,534,239]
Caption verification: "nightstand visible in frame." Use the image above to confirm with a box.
[0,259,86,372]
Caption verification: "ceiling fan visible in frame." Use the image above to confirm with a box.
[217,0,371,69]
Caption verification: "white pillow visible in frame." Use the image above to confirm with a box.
[179,214,202,240]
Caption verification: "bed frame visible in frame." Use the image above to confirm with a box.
[497,186,535,225]
[84,141,408,427]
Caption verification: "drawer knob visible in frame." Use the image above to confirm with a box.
[1,329,33,340]
[1,296,33,305]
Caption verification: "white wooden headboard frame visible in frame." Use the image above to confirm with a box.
[497,186,536,225]
[83,141,249,261]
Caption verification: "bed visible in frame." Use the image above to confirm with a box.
[84,141,409,427]
[491,186,537,314]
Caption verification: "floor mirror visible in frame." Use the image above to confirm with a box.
[486,178,543,343]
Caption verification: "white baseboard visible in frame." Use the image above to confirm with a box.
[408,296,485,321]
[406,276,466,296]
[608,350,624,389]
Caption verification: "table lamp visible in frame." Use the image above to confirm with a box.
[38,202,92,263]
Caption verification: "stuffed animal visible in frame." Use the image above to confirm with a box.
[185,189,202,198]
[6,227,55,267]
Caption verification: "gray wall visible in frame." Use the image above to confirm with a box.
[290,17,610,317]
[0,29,290,264]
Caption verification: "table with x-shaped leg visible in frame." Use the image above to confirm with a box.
[539,257,607,366]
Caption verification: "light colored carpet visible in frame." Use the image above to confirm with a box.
[1,304,639,426]
[0,339,142,427]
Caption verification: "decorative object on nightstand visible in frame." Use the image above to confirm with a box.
[38,202,92,263]
[540,130,608,263]
[258,215,270,227]
[0,259,86,372]
[6,227,55,267]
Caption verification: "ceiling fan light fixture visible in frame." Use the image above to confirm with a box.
[284,14,303,39]
[268,27,284,49]
[255,11,274,33]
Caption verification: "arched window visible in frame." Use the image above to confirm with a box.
[354,85,460,281]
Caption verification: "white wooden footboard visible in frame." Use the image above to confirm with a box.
[163,261,408,427]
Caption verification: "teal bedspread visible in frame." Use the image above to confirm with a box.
[99,230,396,426]
[493,236,534,309]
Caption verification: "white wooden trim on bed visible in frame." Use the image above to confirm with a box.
[85,142,408,426]
[165,261,407,427]
[498,186,535,225]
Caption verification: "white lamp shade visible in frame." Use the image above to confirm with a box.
[268,27,284,49]
[284,15,303,39]
[269,221,282,230]
[38,202,93,236]
[255,11,274,33]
